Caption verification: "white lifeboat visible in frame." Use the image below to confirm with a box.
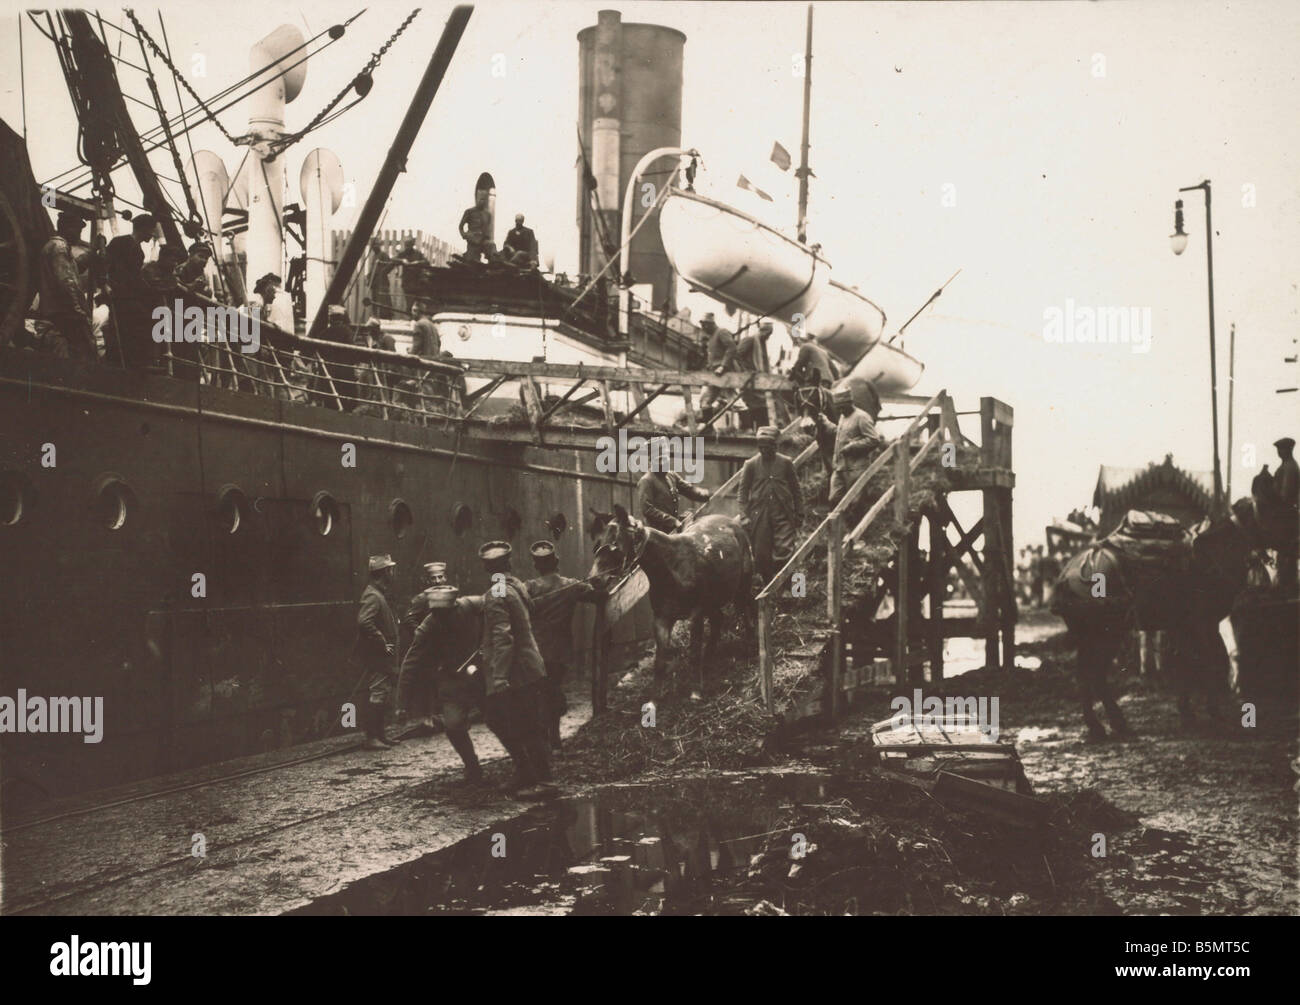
[841,340,924,397]
[803,279,886,366]
[658,188,831,324]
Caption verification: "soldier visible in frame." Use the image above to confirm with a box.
[105,213,157,368]
[409,302,441,358]
[1274,437,1298,592]
[697,312,739,421]
[524,540,597,750]
[458,192,497,264]
[502,214,538,269]
[355,554,402,750]
[739,426,804,583]
[400,587,486,785]
[636,438,711,533]
[37,210,96,361]
[477,541,553,796]
[828,384,885,511]
[176,243,213,296]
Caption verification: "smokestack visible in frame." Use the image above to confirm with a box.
[246,25,307,295]
[578,11,684,311]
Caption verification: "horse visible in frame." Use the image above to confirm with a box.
[589,504,757,700]
[1050,485,1297,739]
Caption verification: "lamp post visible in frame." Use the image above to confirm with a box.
[1170,181,1225,513]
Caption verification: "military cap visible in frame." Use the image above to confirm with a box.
[701,312,716,323]
[257,272,282,287]
[1274,437,1295,450]
[327,304,347,317]
[365,316,382,329]
[368,554,396,572]
[423,561,447,579]
[426,586,460,609]
[756,426,779,442]
[478,540,512,561]
[530,540,556,558]
[758,320,774,333]
[831,386,854,405]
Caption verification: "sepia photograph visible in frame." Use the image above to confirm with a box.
[0,0,1295,954]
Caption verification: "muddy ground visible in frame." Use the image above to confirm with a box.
[6,610,1295,915]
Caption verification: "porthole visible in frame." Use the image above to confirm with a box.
[92,474,134,532]
[0,471,34,526]
[312,491,339,537]
[545,512,568,540]
[451,501,473,537]
[390,498,413,538]
[216,485,248,535]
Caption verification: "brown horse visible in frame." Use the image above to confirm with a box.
[1051,486,1296,739]
[590,504,757,700]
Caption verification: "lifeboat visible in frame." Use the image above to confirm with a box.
[841,340,924,398]
[658,188,831,323]
[803,279,887,366]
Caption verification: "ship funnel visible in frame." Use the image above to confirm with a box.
[246,24,308,300]
[185,150,238,300]
[299,148,344,324]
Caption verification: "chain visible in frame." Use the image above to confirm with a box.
[267,9,421,158]
[125,9,244,146]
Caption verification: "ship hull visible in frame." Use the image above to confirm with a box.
[0,350,726,805]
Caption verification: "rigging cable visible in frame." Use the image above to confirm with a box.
[42,13,359,192]
[266,8,422,159]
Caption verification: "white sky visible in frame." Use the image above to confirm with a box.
[2,0,1297,546]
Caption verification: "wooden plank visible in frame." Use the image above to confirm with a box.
[844,484,895,548]
[539,378,589,424]
[458,357,794,391]
[929,506,946,682]
[682,382,697,436]
[758,602,772,713]
[598,380,614,433]
[615,383,670,428]
[896,515,910,687]
[828,512,844,722]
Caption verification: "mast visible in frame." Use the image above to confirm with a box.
[62,11,183,248]
[308,5,473,338]
[796,4,813,243]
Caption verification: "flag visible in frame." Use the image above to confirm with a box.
[770,141,792,172]
[737,174,773,202]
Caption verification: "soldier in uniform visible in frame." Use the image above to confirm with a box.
[478,541,553,796]
[739,426,805,582]
[828,385,885,512]
[355,554,401,749]
[636,438,711,533]
[1274,437,1298,592]
[458,192,497,264]
[697,312,739,421]
[524,541,597,750]
[37,210,96,360]
[400,587,486,785]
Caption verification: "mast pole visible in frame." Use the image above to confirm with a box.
[796,4,813,243]
[308,5,473,339]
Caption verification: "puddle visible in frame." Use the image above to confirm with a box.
[289,773,852,916]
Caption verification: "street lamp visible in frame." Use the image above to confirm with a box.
[1169,199,1188,256]
[1170,181,1224,512]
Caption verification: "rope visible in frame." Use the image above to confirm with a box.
[125,8,244,146]
[267,8,421,159]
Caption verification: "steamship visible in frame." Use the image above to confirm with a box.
[0,6,920,807]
